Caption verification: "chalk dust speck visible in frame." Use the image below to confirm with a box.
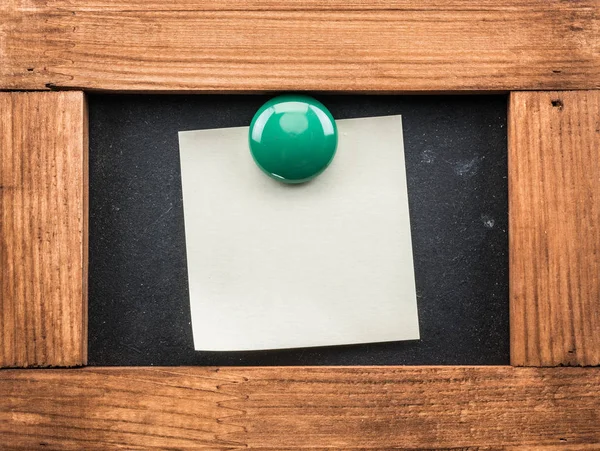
[481,214,495,228]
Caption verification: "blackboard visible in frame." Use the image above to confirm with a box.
[88,95,508,366]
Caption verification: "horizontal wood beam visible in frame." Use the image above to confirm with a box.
[1,366,599,449]
[0,92,88,368]
[509,91,600,366]
[1,0,599,92]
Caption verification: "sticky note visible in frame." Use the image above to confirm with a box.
[179,115,419,351]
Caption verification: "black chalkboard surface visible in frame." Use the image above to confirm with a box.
[88,95,508,366]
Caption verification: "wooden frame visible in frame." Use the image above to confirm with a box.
[1,1,599,449]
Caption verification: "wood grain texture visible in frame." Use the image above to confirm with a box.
[1,0,598,92]
[1,366,599,449]
[0,92,87,368]
[510,91,600,367]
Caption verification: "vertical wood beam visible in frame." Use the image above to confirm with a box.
[0,92,88,367]
[510,91,600,366]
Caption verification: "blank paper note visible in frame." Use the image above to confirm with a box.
[179,115,419,351]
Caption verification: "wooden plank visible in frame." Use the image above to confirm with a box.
[0,92,87,368]
[509,91,600,367]
[0,366,599,449]
[1,0,598,92]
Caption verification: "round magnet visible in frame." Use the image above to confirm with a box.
[249,95,338,184]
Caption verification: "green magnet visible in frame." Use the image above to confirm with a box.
[248,95,338,184]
